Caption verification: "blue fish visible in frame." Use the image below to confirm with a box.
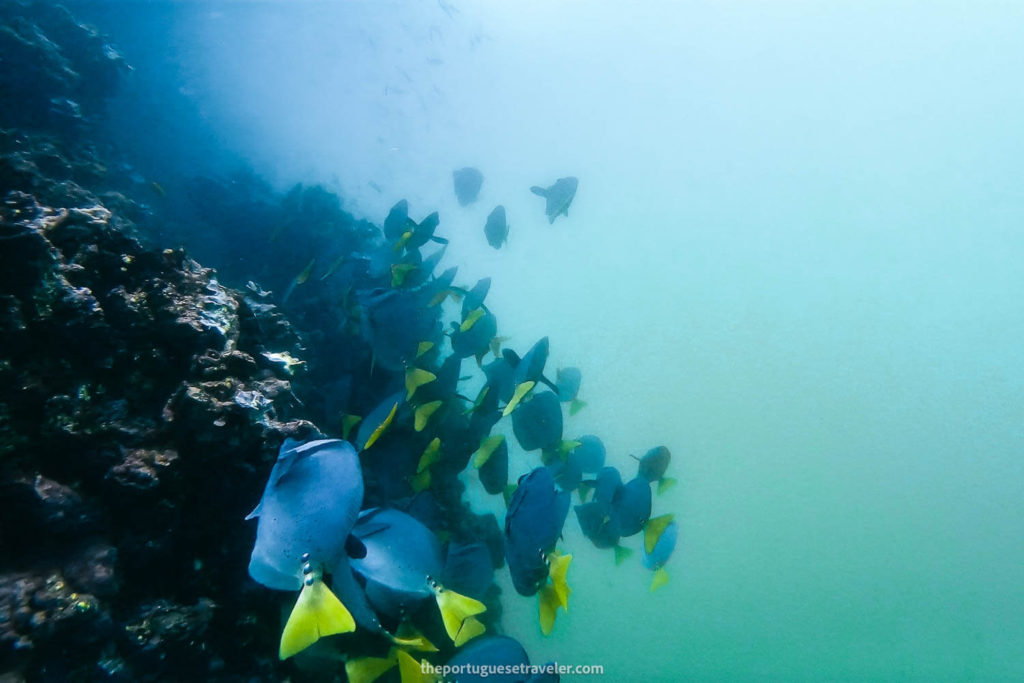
[511,391,563,451]
[349,508,488,646]
[246,438,364,659]
[445,635,529,683]
[504,467,569,597]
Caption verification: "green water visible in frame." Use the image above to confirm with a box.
[100,1,1024,678]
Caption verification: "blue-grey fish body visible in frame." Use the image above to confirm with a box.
[453,167,484,206]
[247,439,364,591]
[613,476,652,537]
[484,205,508,249]
[637,445,671,482]
[505,467,570,596]
[574,435,606,473]
[350,507,443,618]
[642,520,679,570]
[446,635,529,683]
[529,176,578,224]
[554,367,581,401]
[358,287,440,371]
[511,391,563,451]
[442,541,494,600]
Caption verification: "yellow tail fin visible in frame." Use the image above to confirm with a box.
[432,584,486,643]
[279,579,355,660]
[502,381,535,416]
[548,552,572,610]
[405,368,437,400]
[415,402,443,432]
[454,616,486,646]
[345,654,397,683]
[363,401,398,450]
[538,584,560,636]
[650,567,670,592]
[396,649,430,683]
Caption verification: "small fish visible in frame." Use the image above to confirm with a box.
[529,176,578,224]
[453,166,484,206]
[484,205,508,249]
[281,257,316,303]
[150,181,167,197]
[642,514,678,591]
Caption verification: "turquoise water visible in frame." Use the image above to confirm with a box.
[88,1,1024,679]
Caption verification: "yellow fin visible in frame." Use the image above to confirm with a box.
[644,514,676,554]
[502,381,535,417]
[454,616,486,647]
[432,584,486,643]
[394,622,439,653]
[538,584,560,636]
[414,401,443,432]
[391,263,416,287]
[614,545,633,566]
[417,438,442,473]
[345,654,397,683]
[657,477,678,495]
[460,307,485,332]
[395,649,428,683]
[295,257,316,285]
[341,414,362,441]
[279,579,355,660]
[472,434,505,468]
[548,552,572,610]
[569,398,587,416]
[489,336,510,359]
[557,439,581,459]
[405,368,437,400]
[416,341,434,358]
[465,385,490,415]
[651,567,670,592]
[409,469,431,493]
[363,401,398,450]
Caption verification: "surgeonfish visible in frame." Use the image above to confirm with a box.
[453,166,484,206]
[511,391,563,452]
[246,438,363,659]
[529,176,578,224]
[642,514,678,592]
[484,205,508,249]
[350,508,487,646]
[504,467,570,597]
[636,445,677,494]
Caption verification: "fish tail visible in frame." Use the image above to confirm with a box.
[432,583,486,644]
[280,579,355,659]
[651,567,670,592]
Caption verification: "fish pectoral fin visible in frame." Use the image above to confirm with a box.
[530,185,549,197]
[651,567,670,592]
[280,580,356,660]
[345,653,398,683]
[433,586,486,643]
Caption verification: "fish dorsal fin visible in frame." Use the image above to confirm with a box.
[279,578,355,659]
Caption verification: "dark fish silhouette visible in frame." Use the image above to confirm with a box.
[484,205,508,249]
[530,176,578,224]
[453,167,484,206]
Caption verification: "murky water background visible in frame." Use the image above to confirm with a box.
[70,1,1024,679]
